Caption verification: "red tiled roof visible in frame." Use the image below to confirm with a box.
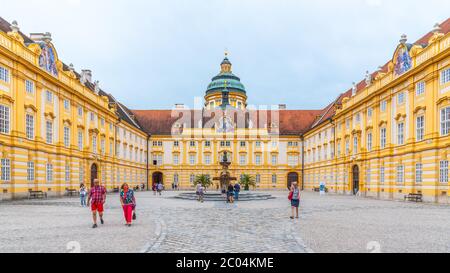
[132,109,322,136]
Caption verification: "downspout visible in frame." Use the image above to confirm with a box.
[146,133,150,191]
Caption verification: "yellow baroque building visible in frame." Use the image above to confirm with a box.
[1,16,450,203]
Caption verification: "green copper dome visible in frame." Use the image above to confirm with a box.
[205,56,246,94]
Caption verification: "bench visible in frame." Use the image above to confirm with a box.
[404,193,423,202]
[65,189,78,197]
[28,190,47,199]
[313,187,328,193]
[112,187,119,193]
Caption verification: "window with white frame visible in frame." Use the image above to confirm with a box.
[78,106,83,117]
[355,113,361,124]
[416,115,425,141]
[397,122,404,145]
[271,154,278,165]
[337,140,341,156]
[26,114,34,139]
[0,105,10,134]
[173,141,179,147]
[63,126,70,147]
[440,107,450,136]
[240,141,246,147]
[46,120,53,144]
[288,155,298,166]
[255,154,261,165]
[173,173,179,184]
[63,99,70,111]
[190,174,195,185]
[396,165,404,184]
[441,68,450,85]
[380,166,385,184]
[65,164,70,182]
[239,154,246,165]
[78,131,83,151]
[440,160,448,183]
[416,81,425,96]
[415,163,423,184]
[190,140,196,147]
[46,163,53,182]
[90,112,95,122]
[204,140,210,147]
[255,141,261,148]
[0,66,9,83]
[367,132,372,152]
[380,100,387,112]
[173,154,180,165]
[92,135,97,154]
[345,139,350,155]
[25,79,34,94]
[1,158,10,181]
[397,92,405,104]
[380,127,387,148]
[204,154,211,165]
[271,174,277,184]
[45,90,53,103]
[366,168,371,184]
[367,107,373,118]
[353,136,358,154]
[255,174,260,184]
[101,139,105,154]
[189,154,196,165]
[27,161,34,181]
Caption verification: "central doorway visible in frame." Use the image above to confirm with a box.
[287,172,298,189]
[90,163,98,187]
[352,165,359,195]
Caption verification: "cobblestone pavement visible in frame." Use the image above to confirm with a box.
[1,191,449,253]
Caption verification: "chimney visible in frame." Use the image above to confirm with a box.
[80,69,92,84]
[278,104,286,110]
[30,32,52,43]
[174,104,185,109]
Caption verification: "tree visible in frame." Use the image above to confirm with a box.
[239,174,256,191]
[194,174,213,189]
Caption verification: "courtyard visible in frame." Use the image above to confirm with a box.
[0,190,449,253]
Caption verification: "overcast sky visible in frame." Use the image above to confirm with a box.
[1,0,449,110]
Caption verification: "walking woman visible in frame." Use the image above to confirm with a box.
[227,183,235,203]
[79,183,87,207]
[120,183,136,227]
[289,182,300,219]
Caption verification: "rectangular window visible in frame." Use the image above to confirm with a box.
[90,112,95,122]
[64,99,70,111]
[345,139,350,155]
[397,92,405,104]
[45,90,53,103]
[173,154,179,165]
[0,66,9,83]
[255,141,261,148]
[190,174,195,185]
[415,163,423,184]
[256,174,261,184]
[441,68,450,85]
[204,140,210,147]
[101,139,105,154]
[0,105,10,134]
[271,154,278,165]
[189,154,196,165]
[25,79,34,94]
[440,160,449,183]
[441,107,450,136]
[92,135,97,154]
[271,174,277,184]
[65,164,70,182]
[255,154,261,165]
[353,136,358,154]
[78,131,83,151]
[46,163,53,182]
[1,158,10,181]
[380,166,385,184]
[46,120,53,144]
[380,100,387,112]
[204,154,211,165]
[173,141,179,147]
[78,106,83,117]
[367,107,373,118]
[26,114,34,140]
[367,133,372,152]
[380,128,386,149]
[396,165,404,184]
[240,141,246,147]
[416,81,425,96]
[416,116,425,141]
[63,126,70,147]
[27,161,35,181]
[239,154,246,165]
[397,122,404,145]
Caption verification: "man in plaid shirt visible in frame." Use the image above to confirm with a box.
[87,179,106,228]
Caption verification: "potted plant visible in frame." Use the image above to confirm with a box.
[239,174,256,191]
[194,174,212,189]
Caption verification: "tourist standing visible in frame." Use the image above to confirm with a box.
[120,183,136,227]
[196,183,202,201]
[79,184,87,207]
[87,179,106,228]
[152,183,157,195]
[157,182,164,195]
[234,182,241,201]
[227,183,234,203]
[198,184,205,203]
[289,182,300,219]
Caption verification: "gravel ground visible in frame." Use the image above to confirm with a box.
[0,190,449,253]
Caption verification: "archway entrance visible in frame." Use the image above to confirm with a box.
[352,165,359,195]
[90,163,98,187]
[287,172,299,189]
[152,172,163,186]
